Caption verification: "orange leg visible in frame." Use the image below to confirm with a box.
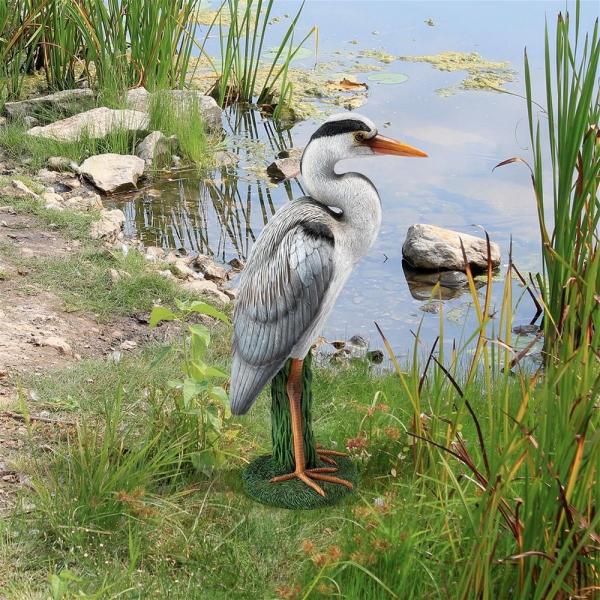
[269,359,353,496]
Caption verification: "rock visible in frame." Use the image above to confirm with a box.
[136,131,173,166]
[182,279,230,305]
[0,116,7,128]
[223,288,238,300]
[109,268,130,283]
[144,246,165,261]
[8,180,39,199]
[193,255,228,281]
[267,157,300,181]
[402,224,501,272]
[4,88,94,120]
[33,335,73,356]
[23,116,40,128]
[119,340,137,351]
[172,258,198,280]
[79,154,145,193]
[348,335,368,349]
[228,257,245,270]
[41,191,64,210]
[125,87,150,111]
[126,88,222,130]
[214,150,239,167]
[157,269,175,280]
[277,147,304,161]
[90,209,125,243]
[47,156,79,172]
[26,107,149,143]
[162,90,222,131]
[366,349,384,364]
[63,193,102,212]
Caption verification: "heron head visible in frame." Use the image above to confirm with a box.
[304,113,428,163]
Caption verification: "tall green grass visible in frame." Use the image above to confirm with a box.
[212,0,316,108]
[523,4,598,361]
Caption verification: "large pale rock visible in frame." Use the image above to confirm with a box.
[127,89,222,131]
[26,107,149,143]
[4,89,94,120]
[182,279,230,305]
[402,224,500,272]
[90,209,125,243]
[79,154,145,193]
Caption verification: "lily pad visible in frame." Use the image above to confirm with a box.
[367,72,409,84]
[264,46,313,62]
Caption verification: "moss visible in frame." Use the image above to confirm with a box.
[399,51,515,94]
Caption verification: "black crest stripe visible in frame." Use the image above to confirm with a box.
[310,119,370,141]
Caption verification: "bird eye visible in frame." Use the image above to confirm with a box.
[354,132,366,143]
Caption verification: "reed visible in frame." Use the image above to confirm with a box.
[212,0,315,109]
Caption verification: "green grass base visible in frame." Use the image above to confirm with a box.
[242,455,358,510]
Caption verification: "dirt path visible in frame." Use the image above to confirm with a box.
[0,204,159,511]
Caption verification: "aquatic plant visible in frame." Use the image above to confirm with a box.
[212,0,316,110]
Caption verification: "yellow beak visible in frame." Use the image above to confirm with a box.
[365,134,428,157]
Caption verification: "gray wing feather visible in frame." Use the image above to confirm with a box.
[230,217,335,415]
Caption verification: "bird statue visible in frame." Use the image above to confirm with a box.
[230,113,427,505]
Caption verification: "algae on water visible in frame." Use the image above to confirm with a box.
[399,51,515,95]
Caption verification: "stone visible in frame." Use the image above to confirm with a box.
[0,116,7,127]
[366,349,384,364]
[41,191,64,210]
[33,335,73,356]
[23,116,40,128]
[126,88,222,130]
[223,288,238,300]
[79,154,145,193]
[4,88,94,120]
[161,90,222,131]
[63,193,102,212]
[266,157,300,181]
[125,87,150,111]
[26,107,149,143]
[182,279,230,305]
[172,258,198,280]
[277,147,304,161]
[8,180,39,199]
[47,156,79,172]
[90,209,125,243]
[144,246,165,261]
[193,255,228,281]
[228,257,245,270]
[136,131,173,166]
[402,224,501,272]
[119,340,137,351]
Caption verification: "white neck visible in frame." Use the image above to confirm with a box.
[301,142,382,244]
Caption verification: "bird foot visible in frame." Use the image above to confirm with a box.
[270,467,353,497]
[316,445,347,466]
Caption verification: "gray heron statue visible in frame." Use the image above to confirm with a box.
[230,113,427,500]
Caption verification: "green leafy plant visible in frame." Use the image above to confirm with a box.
[149,299,232,476]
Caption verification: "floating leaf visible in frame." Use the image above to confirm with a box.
[367,72,409,85]
[264,46,312,62]
[328,77,368,91]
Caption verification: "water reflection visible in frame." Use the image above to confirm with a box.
[119,104,307,261]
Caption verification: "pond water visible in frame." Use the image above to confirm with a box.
[110,1,598,360]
